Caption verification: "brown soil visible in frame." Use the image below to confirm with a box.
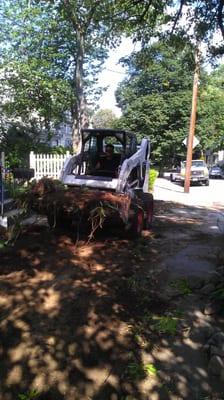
[0,200,224,400]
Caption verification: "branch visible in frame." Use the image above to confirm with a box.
[136,1,153,24]
[60,0,79,31]
[171,0,185,34]
[218,0,224,39]
[113,0,151,22]
[85,1,100,29]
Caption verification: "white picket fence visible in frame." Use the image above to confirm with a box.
[29,151,70,180]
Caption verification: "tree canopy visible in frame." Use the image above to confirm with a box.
[92,109,118,129]
[197,64,224,152]
[115,38,224,168]
[0,0,223,158]
[115,41,197,167]
[0,0,169,151]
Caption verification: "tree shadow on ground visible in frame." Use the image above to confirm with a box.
[0,200,224,400]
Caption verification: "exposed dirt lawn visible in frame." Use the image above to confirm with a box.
[0,200,224,400]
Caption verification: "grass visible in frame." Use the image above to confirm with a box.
[5,181,28,200]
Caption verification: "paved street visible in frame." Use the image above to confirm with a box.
[154,177,224,235]
[154,177,224,208]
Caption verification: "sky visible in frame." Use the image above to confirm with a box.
[97,10,224,118]
[97,38,140,116]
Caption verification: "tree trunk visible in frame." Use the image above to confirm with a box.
[72,28,89,154]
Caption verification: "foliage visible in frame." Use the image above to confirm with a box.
[161,1,224,58]
[144,363,158,376]
[0,0,171,150]
[0,1,72,134]
[170,279,192,295]
[116,38,224,167]
[115,41,195,168]
[152,315,178,335]
[211,287,224,302]
[34,145,70,155]
[133,1,224,60]
[5,181,27,200]
[92,109,118,129]
[0,124,70,169]
[1,125,39,168]
[2,181,35,247]
[0,0,108,146]
[18,390,39,400]
[197,64,224,153]
[1,0,223,154]
[127,361,158,380]
[149,169,158,191]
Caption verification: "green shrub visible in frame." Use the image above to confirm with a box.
[149,168,159,191]
[18,389,39,400]
[170,279,192,295]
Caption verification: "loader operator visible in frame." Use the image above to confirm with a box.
[95,144,120,177]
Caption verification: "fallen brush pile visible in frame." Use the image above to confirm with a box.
[20,178,132,237]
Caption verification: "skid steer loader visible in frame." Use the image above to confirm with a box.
[59,128,153,236]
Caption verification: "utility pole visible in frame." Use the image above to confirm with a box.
[184,45,200,193]
[0,152,5,216]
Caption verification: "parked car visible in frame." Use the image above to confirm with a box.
[209,165,224,179]
[170,160,209,186]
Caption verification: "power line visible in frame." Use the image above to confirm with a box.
[104,68,127,75]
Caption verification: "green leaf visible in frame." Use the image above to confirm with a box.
[153,316,178,335]
[0,241,5,249]
[144,363,158,376]
[170,279,192,295]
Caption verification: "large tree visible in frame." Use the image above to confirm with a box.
[197,64,224,153]
[0,0,110,149]
[168,0,224,56]
[1,0,223,154]
[92,109,118,129]
[0,1,74,137]
[115,41,198,168]
[0,0,169,152]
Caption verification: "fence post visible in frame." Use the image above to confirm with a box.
[29,151,36,179]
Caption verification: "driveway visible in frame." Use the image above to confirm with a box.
[0,179,224,400]
[153,177,224,277]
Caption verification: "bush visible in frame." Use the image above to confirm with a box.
[1,125,70,169]
[149,168,158,191]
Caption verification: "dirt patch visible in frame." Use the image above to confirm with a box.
[0,200,224,400]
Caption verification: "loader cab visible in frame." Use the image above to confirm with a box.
[60,128,150,193]
[80,129,137,178]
